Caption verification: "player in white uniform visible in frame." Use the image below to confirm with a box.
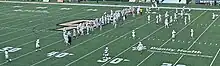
[137,6,140,15]
[111,10,113,16]
[137,42,144,51]
[170,16,173,23]
[4,50,11,62]
[147,15,150,21]
[176,8,178,13]
[165,11,169,18]
[181,10,184,18]
[156,15,159,24]
[63,28,67,42]
[174,13,177,22]
[145,8,149,13]
[159,14,162,22]
[190,29,194,38]
[164,18,169,28]
[123,15,126,21]
[35,39,41,51]
[64,34,69,45]
[132,30,136,39]
[131,6,135,17]
[102,46,110,61]
[72,29,77,39]
[112,17,117,28]
[172,30,176,41]
[99,21,102,31]
[184,16,187,25]
[86,22,90,35]
[212,13,215,20]
[188,14,191,22]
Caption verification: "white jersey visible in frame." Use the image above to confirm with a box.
[188,14,191,22]
[110,10,113,16]
[147,15,150,21]
[170,16,173,23]
[174,13,177,19]
[165,18,168,24]
[5,51,8,59]
[72,29,76,37]
[191,29,194,33]
[165,11,169,18]
[190,29,194,37]
[104,47,109,53]
[137,6,140,14]
[67,31,71,37]
[172,30,176,38]
[132,30,135,38]
[159,14,162,22]
[36,39,40,48]
[64,34,69,43]
[137,42,144,51]
[172,30,176,34]
[156,15,159,23]
[176,8,178,13]
[212,13,215,19]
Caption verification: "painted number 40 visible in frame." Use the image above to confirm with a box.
[0,47,22,52]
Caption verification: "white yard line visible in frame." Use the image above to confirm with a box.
[0,1,220,11]
[209,48,220,66]
[101,26,164,66]
[31,15,148,66]
[64,16,155,66]
[0,7,86,37]
[136,11,207,66]
[173,16,219,66]
[0,6,58,25]
[0,14,42,25]
[0,7,101,65]
[0,7,87,45]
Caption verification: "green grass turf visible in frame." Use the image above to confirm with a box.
[0,2,220,66]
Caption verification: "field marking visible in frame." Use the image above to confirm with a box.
[0,7,87,45]
[64,16,153,66]
[209,48,220,66]
[173,16,219,66]
[0,6,76,29]
[0,27,58,32]
[136,11,207,66]
[0,7,87,37]
[0,6,105,65]
[101,26,164,66]
[100,10,177,66]
[0,10,145,66]
[0,33,33,45]
[30,14,148,66]
[0,5,56,24]
[0,5,75,25]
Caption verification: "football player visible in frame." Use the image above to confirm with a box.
[4,50,11,62]
[190,29,194,38]
[132,30,136,39]
[35,38,41,51]
[164,18,169,28]
[172,30,176,41]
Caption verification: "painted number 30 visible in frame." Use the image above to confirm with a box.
[110,58,124,64]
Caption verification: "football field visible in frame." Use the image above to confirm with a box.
[0,2,220,66]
